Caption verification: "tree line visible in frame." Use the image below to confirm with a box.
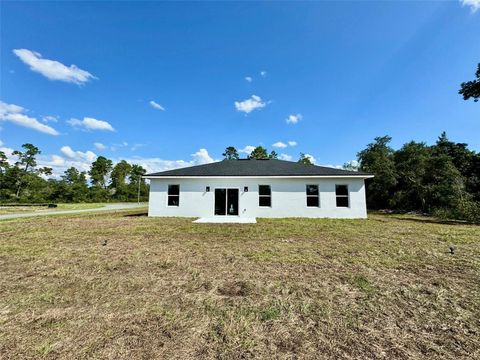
[357,133,480,223]
[222,145,314,165]
[2,135,479,222]
[0,144,149,203]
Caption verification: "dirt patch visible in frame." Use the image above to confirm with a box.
[217,280,254,297]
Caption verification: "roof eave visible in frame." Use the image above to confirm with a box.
[143,174,374,179]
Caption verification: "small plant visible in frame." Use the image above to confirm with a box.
[259,306,281,321]
[351,275,376,295]
[36,341,52,356]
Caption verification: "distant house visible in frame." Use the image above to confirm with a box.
[144,159,373,219]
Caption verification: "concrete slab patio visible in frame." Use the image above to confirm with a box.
[193,217,257,224]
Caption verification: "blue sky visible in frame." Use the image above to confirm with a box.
[1,1,479,175]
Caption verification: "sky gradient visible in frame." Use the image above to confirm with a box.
[1,1,479,176]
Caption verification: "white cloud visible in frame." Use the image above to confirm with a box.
[238,145,256,154]
[60,146,97,162]
[68,117,115,132]
[42,115,58,123]
[288,141,297,147]
[245,76,252,82]
[38,154,93,179]
[149,100,165,111]
[342,160,359,171]
[118,148,217,174]
[461,0,480,12]
[0,102,23,115]
[94,142,106,150]
[13,49,95,85]
[286,113,302,124]
[20,145,216,179]
[272,141,288,149]
[279,153,293,161]
[0,101,59,135]
[191,148,214,165]
[260,71,267,77]
[235,95,266,114]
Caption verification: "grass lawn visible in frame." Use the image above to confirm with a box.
[0,203,105,215]
[0,211,479,359]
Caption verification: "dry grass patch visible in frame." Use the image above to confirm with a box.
[0,211,479,359]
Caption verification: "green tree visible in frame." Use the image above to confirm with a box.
[391,141,431,210]
[0,151,9,200]
[421,154,466,212]
[88,156,113,189]
[222,146,239,160]
[128,164,148,201]
[110,160,133,200]
[268,150,278,159]
[0,151,9,173]
[298,153,313,165]
[58,167,89,202]
[249,146,269,159]
[357,136,397,209]
[110,160,132,188]
[459,63,480,102]
[11,144,51,198]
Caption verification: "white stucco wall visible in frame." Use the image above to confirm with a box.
[147,177,369,219]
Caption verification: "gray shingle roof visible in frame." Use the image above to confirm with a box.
[144,159,372,177]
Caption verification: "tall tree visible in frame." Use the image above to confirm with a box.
[391,141,431,210]
[11,143,51,198]
[110,160,132,200]
[421,154,466,211]
[59,167,89,202]
[459,63,480,102]
[110,160,132,189]
[249,146,269,159]
[298,153,313,165]
[0,151,9,173]
[128,164,148,201]
[222,146,239,160]
[89,156,113,189]
[357,136,397,209]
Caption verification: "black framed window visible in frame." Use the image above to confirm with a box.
[258,185,271,207]
[167,184,180,206]
[335,185,349,207]
[306,184,319,207]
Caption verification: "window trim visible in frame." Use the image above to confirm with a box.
[335,184,350,208]
[167,184,180,207]
[258,185,272,207]
[306,184,320,208]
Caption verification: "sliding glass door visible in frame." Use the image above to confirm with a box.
[214,188,239,216]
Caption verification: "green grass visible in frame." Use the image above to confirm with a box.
[0,211,479,359]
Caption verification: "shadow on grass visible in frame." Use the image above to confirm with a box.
[123,211,148,217]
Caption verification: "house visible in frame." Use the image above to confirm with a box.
[144,159,373,219]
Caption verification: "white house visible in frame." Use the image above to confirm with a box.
[144,159,373,220]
